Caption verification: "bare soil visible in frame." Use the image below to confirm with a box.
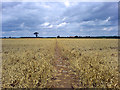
[50,40,78,88]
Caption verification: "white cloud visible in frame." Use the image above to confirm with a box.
[103,27,107,31]
[79,21,96,25]
[57,22,67,28]
[41,22,50,26]
[64,1,70,7]
[102,27,114,31]
[64,1,78,7]
[11,31,16,32]
[105,17,111,22]
[62,17,66,21]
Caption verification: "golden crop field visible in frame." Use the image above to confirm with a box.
[2,38,119,88]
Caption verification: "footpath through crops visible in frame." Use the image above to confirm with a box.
[2,38,119,88]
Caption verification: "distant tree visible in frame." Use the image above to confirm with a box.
[86,36,90,37]
[75,36,78,38]
[57,35,60,38]
[34,32,39,37]
[79,36,82,37]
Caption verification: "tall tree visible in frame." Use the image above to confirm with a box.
[34,32,39,37]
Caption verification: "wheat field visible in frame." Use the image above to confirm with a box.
[2,38,119,88]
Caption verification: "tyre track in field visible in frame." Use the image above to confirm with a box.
[51,39,76,88]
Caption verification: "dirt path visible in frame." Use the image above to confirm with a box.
[51,40,75,88]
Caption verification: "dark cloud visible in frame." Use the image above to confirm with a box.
[63,2,117,23]
[2,2,118,37]
[2,2,21,9]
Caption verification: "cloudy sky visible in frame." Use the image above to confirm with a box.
[2,2,118,37]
